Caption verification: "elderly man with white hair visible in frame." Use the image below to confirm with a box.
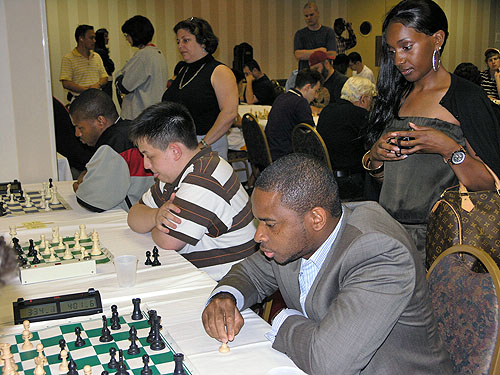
[316,76,376,200]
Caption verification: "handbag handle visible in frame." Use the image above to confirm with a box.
[458,162,500,212]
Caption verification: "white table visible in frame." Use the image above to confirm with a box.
[0,181,305,375]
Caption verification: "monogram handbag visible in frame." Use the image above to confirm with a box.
[426,163,500,269]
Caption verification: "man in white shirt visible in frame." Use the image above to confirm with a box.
[348,51,376,84]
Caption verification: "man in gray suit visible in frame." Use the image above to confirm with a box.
[202,154,452,374]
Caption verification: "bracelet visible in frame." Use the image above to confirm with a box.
[200,139,209,149]
[361,151,384,175]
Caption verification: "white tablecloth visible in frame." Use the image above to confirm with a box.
[0,181,305,375]
[57,153,72,181]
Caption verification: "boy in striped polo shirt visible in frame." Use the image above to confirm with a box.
[128,102,257,280]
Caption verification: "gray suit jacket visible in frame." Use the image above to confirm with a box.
[218,201,452,375]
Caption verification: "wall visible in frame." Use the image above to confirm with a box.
[46,0,348,103]
[0,0,57,184]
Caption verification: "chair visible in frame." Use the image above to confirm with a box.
[241,113,272,184]
[227,149,250,183]
[427,244,500,375]
[291,123,332,171]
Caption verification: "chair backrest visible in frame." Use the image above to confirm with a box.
[291,123,332,171]
[427,244,500,375]
[241,113,272,171]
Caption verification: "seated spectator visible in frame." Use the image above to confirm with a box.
[309,50,347,103]
[243,60,276,105]
[348,51,376,83]
[265,69,322,161]
[317,76,376,200]
[127,102,257,281]
[70,89,154,212]
[480,48,500,102]
[202,154,452,375]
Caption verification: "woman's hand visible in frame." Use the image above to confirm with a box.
[370,131,409,162]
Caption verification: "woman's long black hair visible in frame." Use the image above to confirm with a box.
[366,0,449,146]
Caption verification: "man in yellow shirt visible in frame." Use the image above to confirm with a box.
[60,25,107,101]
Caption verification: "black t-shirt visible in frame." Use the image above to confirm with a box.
[246,74,275,105]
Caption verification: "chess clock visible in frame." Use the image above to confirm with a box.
[0,179,22,195]
[13,288,102,324]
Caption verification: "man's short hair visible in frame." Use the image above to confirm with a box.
[484,48,500,64]
[121,16,154,47]
[243,59,262,72]
[341,76,377,103]
[333,53,349,75]
[303,1,318,11]
[129,102,198,151]
[69,89,118,121]
[75,25,94,43]
[255,153,341,217]
[348,52,362,63]
[454,62,481,86]
[174,17,219,55]
[295,68,323,89]
[334,18,345,29]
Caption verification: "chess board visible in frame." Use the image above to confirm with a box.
[0,313,196,375]
[1,191,71,217]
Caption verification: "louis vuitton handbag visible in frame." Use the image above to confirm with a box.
[426,163,500,269]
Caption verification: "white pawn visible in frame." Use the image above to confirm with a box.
[83,364,92,375]
[25,194,32,208]
[34,363,45,375]
[48,247,58,262]
[38,235,46,250]
[51,226,59,244]
[9,225,17,238]
[91,229,98,241]
[44,200,51,211]
[57,236,65,250]
[22,329,33,350]
[79,224,88,240]
[42,243,51,257]
[73,232,81,250]
[63,243,73,260]
[59,349,69,372]
[80,247,88,260]
[90,237,101,256]
[9,193,15,204]
[35,343,48,365]
[39,197,46,209]
[23,320,33,339]
[50,186,60,204]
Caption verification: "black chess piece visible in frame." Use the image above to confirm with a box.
[13,238,22,255]
[115,349,130,375]
[107,347,118,369]
[49,178,53,189]
[31,250,41,264]
[17,254,25,265]
[67,358,78,375]
[0,202,6,216]
[173,353,186,375]
[147,310,157,326]
[149,318,165,351]
[131,298,143,320]
[58,338,66,360]
[146,314,159,344]
[18,190,25,202]
[110,306,121,330]
[144,250,152,266]
[74,326,86,347]
[99,315,113,342]
[151,246,161,266]
[140,354,153,375]
[28,239,36,256]
[127,326,140,355]
[101,372,109,375]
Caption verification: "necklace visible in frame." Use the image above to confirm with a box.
[178,63,206,90]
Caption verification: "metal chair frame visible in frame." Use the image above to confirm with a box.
[291,123,333,171]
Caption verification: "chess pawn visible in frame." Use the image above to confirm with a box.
[57,236,65,250]
[34,363,45,375]
[80,248,88,260]
[9,225,17,238]
[73,232,82,250]
[39,235,46,250]
[48,247,58,262]
[59,350,69,372]
[22,329,33,350]
[35,343,48,365]
[44,200,51,211]
[42,243,51,256]
[63,243,73,260]
[25,195,32,208]
[84,364,92,375]
[90,237,101,256]
[23,320,34,339]
[51,186,60,204]
[39,197,46,209]
[51,226,60,243]
[9,193,15,204]
[79,224,88,240]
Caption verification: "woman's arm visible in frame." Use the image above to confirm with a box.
[203,65,239,145]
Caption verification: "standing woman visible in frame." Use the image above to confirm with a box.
[94,28,115,98]
[162,17,238,160]
[116,16,168,120]
[364,0,500,263]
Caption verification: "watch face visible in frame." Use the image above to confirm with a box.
[451,150,466,164]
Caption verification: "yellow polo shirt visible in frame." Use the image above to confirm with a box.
[60,48,107,92]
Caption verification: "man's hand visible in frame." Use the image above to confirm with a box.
[155,193,182,234]
[72,170,87,192]
[202,292,244,343]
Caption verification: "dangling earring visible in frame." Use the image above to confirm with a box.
[432,48,441,72]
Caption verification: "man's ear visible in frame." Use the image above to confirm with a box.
[169,143,183,161]
[306,206,328,232]
[96,115,107,128]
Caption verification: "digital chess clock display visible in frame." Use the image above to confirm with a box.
[13,288,102,324]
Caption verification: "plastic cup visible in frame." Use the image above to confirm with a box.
[114,255,138,288]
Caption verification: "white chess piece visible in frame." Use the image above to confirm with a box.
[22,329,33,350]
[48,247,58,262]
[44,200,51,211]
[39,235,46,250]
[57,236,65,250]
[35,343,48,365]
[79,224,88,239]
[9,193,15,204]
[44,183,51,199]
[80,247,88,260]
[6,183,11,196]
[41,243,51,256]
[59,349,69,372]
[34,363,45,375]
[83,364,92,375]
[73,232,81,250]
[90,237,101,256]
[23,320,33,338]
[51,226,59,244]
[39,197,46,209]
[50,186,60,204]
[9,225,17,238]
[47,187,53,201]
[63,243,73,260]
[25,195,32,208]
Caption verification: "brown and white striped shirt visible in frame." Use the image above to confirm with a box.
[141,149,257,280]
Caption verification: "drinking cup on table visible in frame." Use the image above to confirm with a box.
[114,255,138,287]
